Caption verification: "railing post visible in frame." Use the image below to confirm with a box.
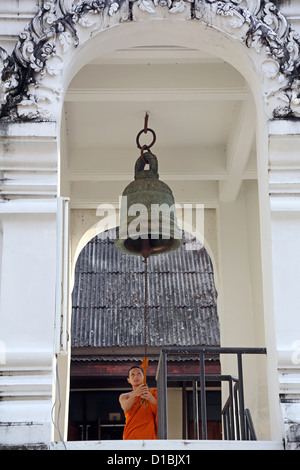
[234,382,240,440]
[192,380,199,439]
[199,351,207,440]
[245,408,257,440]
[222,404,228,440]
[157,349,168,439]
[182,382,187,439]
[237,352,246,439]
[228,377,235,440]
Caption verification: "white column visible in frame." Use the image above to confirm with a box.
[0,122,59,447]
[218,184,270,440]
[268,120,300,450]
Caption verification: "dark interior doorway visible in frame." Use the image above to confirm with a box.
[68,390,125,440]
[68,387,222,441]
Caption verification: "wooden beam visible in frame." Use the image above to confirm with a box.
[219,99,255,202]
[70,360,221,377]
[65,87,249,103]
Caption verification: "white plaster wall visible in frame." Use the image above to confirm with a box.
[0,118,59,446]
[0,0,299,448]
[0,1,40,54]
[167,390,183,439]
[267,125,300,448]
[0,212,56,358]
[0,209,57,445]
[271,209,300,351]
[218,180,270,440]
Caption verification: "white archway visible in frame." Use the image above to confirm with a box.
[60,9,274,442]
[1,0,300,448]
[0,1,299,122]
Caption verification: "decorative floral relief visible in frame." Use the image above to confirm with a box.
[0,0,299,120]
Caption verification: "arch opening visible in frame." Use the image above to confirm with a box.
[69,226,220,441]
[57,10,273,443]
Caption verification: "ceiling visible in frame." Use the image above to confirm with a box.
[61,44,257,209]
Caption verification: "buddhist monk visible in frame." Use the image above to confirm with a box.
[119,365,157,440]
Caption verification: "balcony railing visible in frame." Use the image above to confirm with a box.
[156,347,267,440]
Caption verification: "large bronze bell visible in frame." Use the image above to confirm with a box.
[115,150,182,258]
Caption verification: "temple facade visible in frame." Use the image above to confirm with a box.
[0,0,300,450]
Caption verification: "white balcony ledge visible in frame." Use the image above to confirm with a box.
[51,439,283,451]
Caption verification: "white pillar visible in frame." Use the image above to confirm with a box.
[218,184,270,440]
[268,120,300,450]
[0,122,58,447]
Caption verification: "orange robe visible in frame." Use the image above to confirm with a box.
[123,389,157,440]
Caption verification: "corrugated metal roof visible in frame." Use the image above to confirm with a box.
[71,230,220,348]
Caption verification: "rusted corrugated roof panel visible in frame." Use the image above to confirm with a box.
[71,230,219,348]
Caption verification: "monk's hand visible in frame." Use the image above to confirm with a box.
[140,386,156,405]
[140,387,151,400]
[132,384,148,398]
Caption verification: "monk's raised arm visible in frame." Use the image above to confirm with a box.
[119,392,136,412]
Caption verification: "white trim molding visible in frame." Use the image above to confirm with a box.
[0,0,299,121]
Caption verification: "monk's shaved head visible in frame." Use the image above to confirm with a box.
[128,366,144,377]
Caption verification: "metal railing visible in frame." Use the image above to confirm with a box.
[222,378,257,440]
[156,346,267,440]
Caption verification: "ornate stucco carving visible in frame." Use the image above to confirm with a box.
[0,0,299,121]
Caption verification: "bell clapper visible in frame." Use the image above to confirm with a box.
[140,237,153,260]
